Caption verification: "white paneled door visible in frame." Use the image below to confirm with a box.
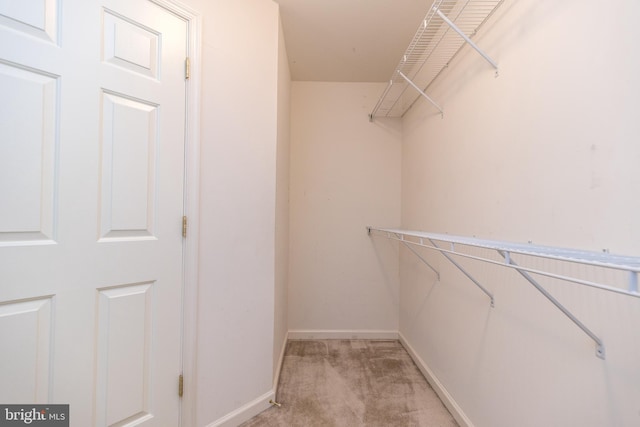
[0,0,188,425]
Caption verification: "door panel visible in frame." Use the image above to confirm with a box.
[0,0,59,43]
[99,91,158,240]
[0,297,53,403]
[102,10,159,79]
[0,1,187,425]
[0,61,58,243]
[96,282,154,426]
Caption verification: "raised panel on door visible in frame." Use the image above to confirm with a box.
[102,10,159,79]
[99,91,158,241]
[0,0,59,43]
[0,61,58,244]
[95,283,154,426]
[0,297,53,403]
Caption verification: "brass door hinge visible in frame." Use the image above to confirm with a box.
[179,374,184,397]
[182,216,187,238]
[185,57,191,80]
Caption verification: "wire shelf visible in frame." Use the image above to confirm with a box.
[368,227,640,359]
[370,0,504,119]
[372,228,640,273]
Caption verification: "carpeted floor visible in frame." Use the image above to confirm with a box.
[239,340,459,426]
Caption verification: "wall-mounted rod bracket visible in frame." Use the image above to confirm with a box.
[397,71,444,116]
[431,239,495,307]
[498,250,605,360]
[434,7,498,71]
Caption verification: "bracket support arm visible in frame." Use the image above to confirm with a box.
[434,7,498,70]
[431,239,495,307]
[395,234,440,279]
[398,71,443,115]
[498,250,605,360]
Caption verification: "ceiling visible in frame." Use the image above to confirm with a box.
[274,0,431,82]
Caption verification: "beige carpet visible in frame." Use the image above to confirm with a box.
[240,340,459,426]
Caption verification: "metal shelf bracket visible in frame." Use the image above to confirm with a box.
[401,237,440,279]
[433,7,498,71]
[431,239,494,306]
[498,250,606,360]
[398,71,444,117]
[368,227,640,359]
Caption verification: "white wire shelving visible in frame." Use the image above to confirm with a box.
[369,0,504,120]
[367,227,640,360]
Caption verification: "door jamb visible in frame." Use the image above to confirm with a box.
[150,1,202,426]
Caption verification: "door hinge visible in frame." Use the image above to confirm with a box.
[178,374,184,397]
[182,216,187,238]
[185,57,191,80]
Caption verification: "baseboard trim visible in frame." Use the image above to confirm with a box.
[273,331,288,392]
[287,329,399,340]
[205,331,472,427]
[205,333,288,427]
[205,390,275,427]
[398,332,473,427]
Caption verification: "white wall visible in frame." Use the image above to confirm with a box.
[400,0,640,426]
[273,14,290,382]
[288,82,402,336]
[183,0,282,425]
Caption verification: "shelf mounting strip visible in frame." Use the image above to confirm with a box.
[368,227,640,360]
[369,0,504,120]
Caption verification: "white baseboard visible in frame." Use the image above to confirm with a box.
[398,332,473,427]
[205,390,275,427]
[273,331,288,391]
[205,331,471,427]
[206,333,288,427]
[287,329,399,340]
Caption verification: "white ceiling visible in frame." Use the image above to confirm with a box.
[274,0,431,82]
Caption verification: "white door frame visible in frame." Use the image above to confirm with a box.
[149,1,201,426]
